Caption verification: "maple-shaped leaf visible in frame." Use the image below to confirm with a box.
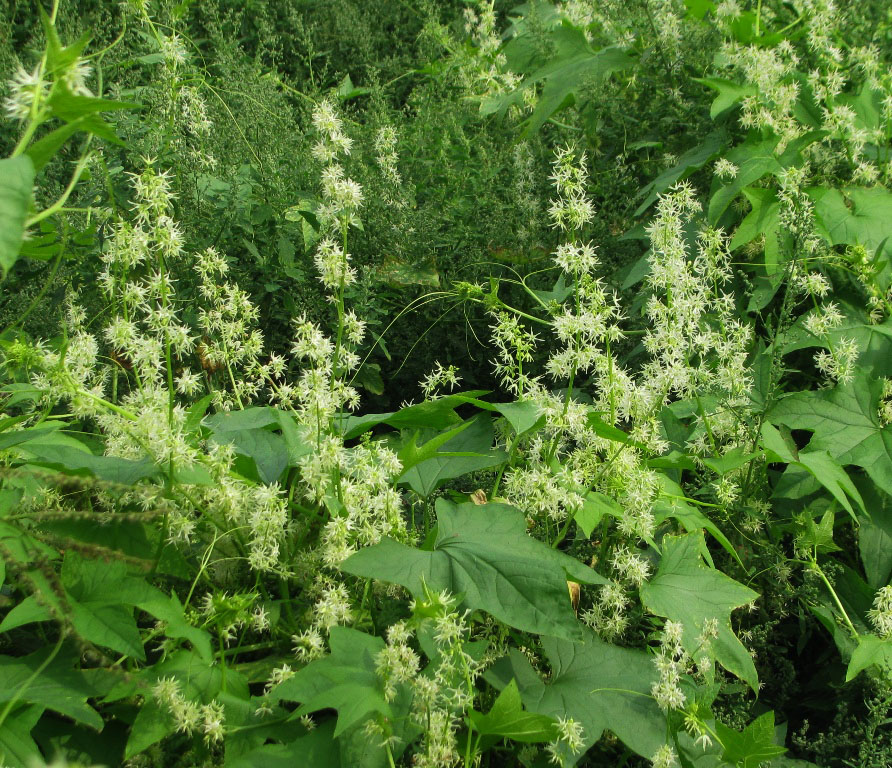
[715,711,787,768]
[270,627,390,737]
[768,377,892,496]
[485,21,632,136]
[782,304,892,378]
[795,508,842,554]
[343,500,605,640]
[468,679,559,743]
[846,634,892,682]
[485,628,665,760]
[640,534,759,690]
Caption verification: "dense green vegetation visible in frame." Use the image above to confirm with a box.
[2,1,892,766]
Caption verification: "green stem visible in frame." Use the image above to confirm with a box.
[1,247,64,337]
[0,630,65,730]
[25,150,93,228]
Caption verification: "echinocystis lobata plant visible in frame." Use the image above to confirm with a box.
[1,2,892,768]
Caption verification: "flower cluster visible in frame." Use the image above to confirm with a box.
[153,677,225,745]
[420,362,462,400]
[868,585,892,638]
[651,620,689,711]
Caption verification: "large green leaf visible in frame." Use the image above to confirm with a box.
[125,649,246,759]
[491,400,544,437]
[226,722,340,768]
[18,441,158,484]
[708,138,782,224]
[397,415,507,498]
[0,704,43,768]
[640,533,759,690]
[810,185,892,261]
[495,22,632,136]
[271,626,390,738]
[0,155,35,276]
[730,187,782,273]
[336,391,490,440]
[486,629,665,759]
[653,476,742,567]
[856,478,892,588]
[636,131,726,216]
[768,377,892,496]
[0,554,205,661]
[0,646,102,730]
[343,500,604,640]
[781,304,892,378]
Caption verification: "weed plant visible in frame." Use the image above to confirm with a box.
[1,1,892,767]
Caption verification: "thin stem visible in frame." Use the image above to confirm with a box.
[0,630,66,730]
[1,247,64,337]
[25,151,93,228]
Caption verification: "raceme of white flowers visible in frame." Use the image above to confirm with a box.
[493,149,757,551]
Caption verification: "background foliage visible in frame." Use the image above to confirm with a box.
[2,1,892,767]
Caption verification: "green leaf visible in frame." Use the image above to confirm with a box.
[586,411,644,447]
[486,629,666,759]
[636,131,726,216]
[277,410,313,464]
[19,442,158,484]
[343,500,605,639]
[468,679,558,743]
[0,646,103,730]
[204,406,280,432]
[715,711,786,768]
[769,377,892,496]
[0,554,162,659]
[760,423,796,463]
[796,450,864,521]
[46,89,137,122]
[211,427,288,484]
[857,478,892,588]
[0,426,60,450]
[138,592,213,661]
[730,187,781,271]
[501,23,633,136]
[125,649,242,759]
[781,305,892,378]
[271,626,390,737]
[70,601,145,659]
[0,156,35,276]
[40,7,90,74]
[846,634,892,681]
[184,393,215,435]
[336,73,371,101]
[492,400,544,437]
[226,722,340,768]
[684,0,716,18]
[640,533,759,689]
[398,415,507,498]
[337,391,490,439]
[125,697,173,760]
[708,138,782,224]
[694,77,757,118]
[575,491,622,538]
[0,703,43,768]
[354,362,385,395]
[701,446,761,476]
[810,185,892,260]
[795,508,841,554]
[653,476,742,568]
